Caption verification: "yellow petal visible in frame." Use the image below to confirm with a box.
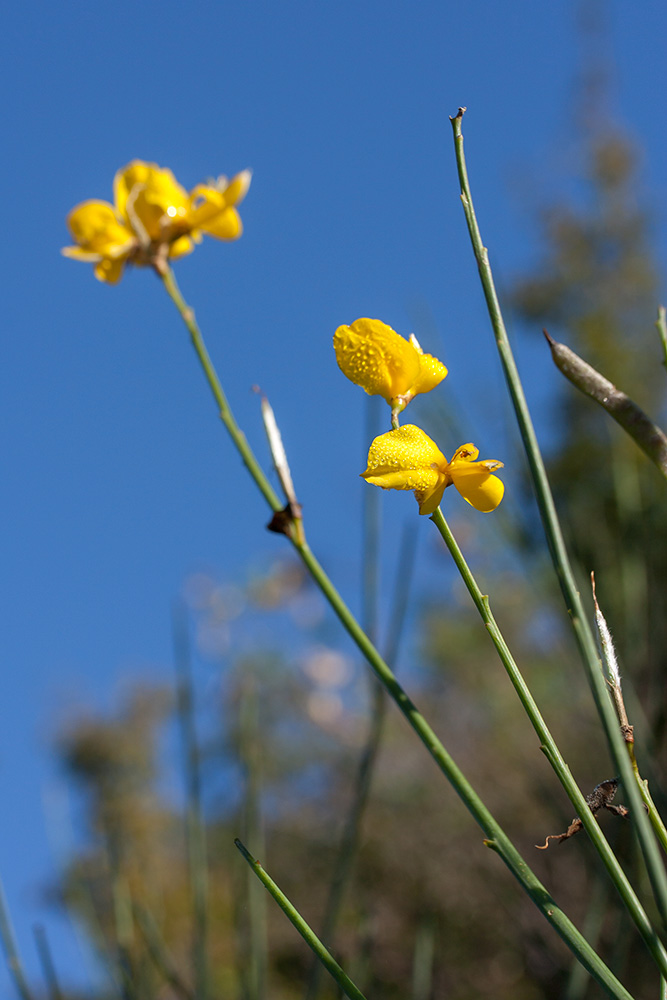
[334,319,421,402]
[187,186,226,229]
[61,246,103,262]
[410,352,448,396]
[168,235,195,259]
[449,443,479,463]
[114,161,190,240]
[93,257,126,284]
[66,200,135,257]
[362,425,446,490]
[198,206,243,240]
[223,169,252,207]
[114,161,152,220]
[448,444,505,512]
[414,481,447,516]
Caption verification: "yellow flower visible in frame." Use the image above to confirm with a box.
[361,424,504,515]
[333,318,447,412]
[62,160,251,283]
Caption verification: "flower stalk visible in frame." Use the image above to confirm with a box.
[450,106,667,932]
[160,267,635,998]
[234,840,368,1000]
[430,507,667,976]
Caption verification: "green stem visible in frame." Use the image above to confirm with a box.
[304,398,384,1000]
[234,840,368,1000]
[631,755,667,856]
[239,674,267,1000]
[33,926,63,1000]
[160,266,635,999]
[656,307,667,371]
[160,267,283,515]
[0,880,34,1000]
[431,506,667,976]
[173,603,209,1000]
[133,903,194,1000]
[450,107,667,932]
[294,538,634,999]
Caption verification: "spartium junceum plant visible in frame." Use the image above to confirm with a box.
[49,129,667,1000]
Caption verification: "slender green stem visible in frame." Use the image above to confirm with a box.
[431,506,667,976]
[305,398,383,1000]
[564,878,609,1000]
[160,267,283,515]
[631,759,667,856]
[234,840,368,1000]
[0,881,34,1000]
[656,307,667,371]
[108,850,137,1000]
[306,495,416,1000]
[33,926,63,1000]
[133,903,194,1000]
[173,603,208,1000]
[450,107,667,932]
[411,915,436,1000]
[239,675,267,1000]
[160,266,636,999]
[294,538,634,999]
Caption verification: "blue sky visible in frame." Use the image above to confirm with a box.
[2,0,667,994]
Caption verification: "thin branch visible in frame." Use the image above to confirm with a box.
[450,105,667,933]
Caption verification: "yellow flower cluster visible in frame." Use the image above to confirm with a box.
[62,160,251,283]
[334,318,504,514]
[62,160,503,515]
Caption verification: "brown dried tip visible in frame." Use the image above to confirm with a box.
[266,503,303,539]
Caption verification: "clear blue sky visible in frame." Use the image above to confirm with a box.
[2,0,667,994]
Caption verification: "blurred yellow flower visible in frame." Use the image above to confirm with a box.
[361,424,504,515]
[333,318,447,415]
[62,160,251,283]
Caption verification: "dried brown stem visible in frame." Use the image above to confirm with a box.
[544,330,667,481]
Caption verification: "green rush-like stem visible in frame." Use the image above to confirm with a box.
[33,926,63,1000]
[173,604,209,1000]
[293,538,634,999]
[656,307,667,371]
[430,506,667,976]
[159,267,283,516]
[0,881,34,1000]
[133,904,194,1000]
[239,676,268,1000]
[631,754,667,857]
[304,398,384,1000]
[234,840,368,1000]
[161,268,635,999]
[449,107,667,933]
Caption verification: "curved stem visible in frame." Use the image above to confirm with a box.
[159,266,636,999]
[160,267,283,514]
[450,107,667,933]
[431,506,667,976]
[235,840,367,1000]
